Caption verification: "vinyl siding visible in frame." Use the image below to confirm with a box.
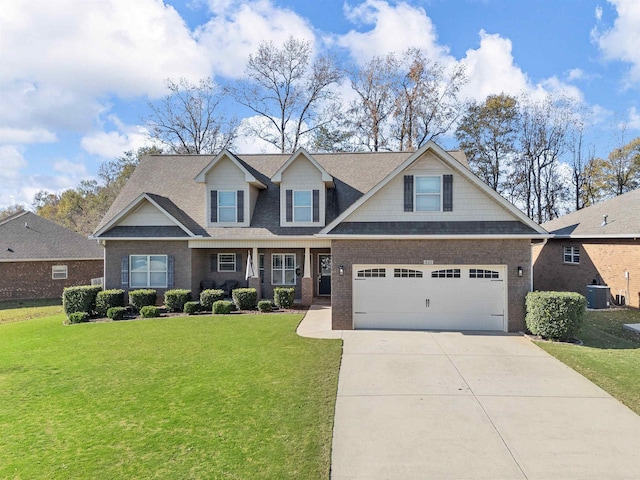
[119,201,176,226]
[205,157,249,227]
[280,156,326,227]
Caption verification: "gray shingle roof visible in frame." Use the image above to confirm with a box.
[1,211,104,260]
[542,189,640,237]
[329,221,538,235]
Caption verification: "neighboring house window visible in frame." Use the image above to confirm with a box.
[272,253,296,285]
[218,191,237,222]
[564,246,580,264]
[130,255,168,288]
[218,253,236,272]
[293,190,312,222]
[259,253,265,284]
[52,265,68,280]
[415,176,441,211]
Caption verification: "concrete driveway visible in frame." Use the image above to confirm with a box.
[298,306,640,480]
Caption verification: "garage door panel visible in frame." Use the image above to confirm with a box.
[353,265,506,331]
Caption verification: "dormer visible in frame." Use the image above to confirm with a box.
[271,148,334,227]
[194,150,266,227]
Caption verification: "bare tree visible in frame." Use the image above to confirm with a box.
[0,204,26,221]
[455,93,519,193]
[568,123,598,210]
[146,77,237,154]
[599,134,640,196]
[230,37,342,153]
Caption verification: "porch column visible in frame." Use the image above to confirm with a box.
[248,247,261,299]
[301,246,313,305]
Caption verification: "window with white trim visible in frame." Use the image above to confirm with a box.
[52,265,68,280]
[293,190,312,222]
[357,268,386,278]
[394,268,423,278]
[272,253,296,285]
[469,269,499,279]
[218,253,236,272]
[218,191,237,223]
[563,246,580,264]
[431,268,461,278]
[259,253,265,284]
[415,176,441,211]
[130,255,167,288]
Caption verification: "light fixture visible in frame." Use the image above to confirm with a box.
[517,266,523,277]
[339,265,344,276]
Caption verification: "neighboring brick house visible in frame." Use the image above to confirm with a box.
[92,142,548,331]
[533,189,640,308]
[0,211,104,301]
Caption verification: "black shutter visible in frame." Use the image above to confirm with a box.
[237,190,244,223]
[210,190,217,223]
[404,175,414,212]
[167,255,174,288]
[121,255,129,288]
[236,253,242,272]
[210,254,217,272]
[443,174,453,212]
[286,190,293,222]
[312,189,320,222]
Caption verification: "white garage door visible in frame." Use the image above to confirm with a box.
[353,264,507,331]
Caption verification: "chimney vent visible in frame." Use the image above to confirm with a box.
[601,214,608,227]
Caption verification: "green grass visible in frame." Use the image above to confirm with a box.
[535,308,640,415]
[0,312,342,479]
[0,298,63,324]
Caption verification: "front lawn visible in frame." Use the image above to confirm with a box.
[0,312,342,479]
[0,298,63,324]
[535,308,640,415]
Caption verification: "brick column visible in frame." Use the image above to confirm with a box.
[248,277,261,300]
[301,276,313,306]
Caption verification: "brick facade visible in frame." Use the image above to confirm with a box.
[533,239,640,308]
[331,239,532,332]
[0,259,103,301]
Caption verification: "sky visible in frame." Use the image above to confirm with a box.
[1,0,639,210]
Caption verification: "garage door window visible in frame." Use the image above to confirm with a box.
[431,269,460,278]
[394,268,423,278]
[469,269,499,279]
[357,268,386,278]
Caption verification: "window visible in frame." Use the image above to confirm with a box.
[272,253,296,285]
[470,269,499,279]
[52,265,68,280]
[431,269,460,278]
[218,253,236,272]
[415,176,441,211]
[293,190,312,222]
[218,191,237,223]
[357,268,386,278]
[394,268,423,278]
[259,253,265,284]
[130,255,167,288]
[564,246,580,264]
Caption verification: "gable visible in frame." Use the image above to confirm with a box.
[281,156,323,185]
[119,201,176,226]
[271,148,334,187]
[204,156,247,187]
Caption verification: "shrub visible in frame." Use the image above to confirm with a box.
[96,289,125,316]
[525,291,587,341]
[258,300,273,313]
[140,305,160,318]
[63,285,102,316]
[107,306,127,320]
[68,311,89,324]
[164,289,192,312]
[213,300,234,315]
[184,301,200,315]
[274,287,295,309]
[200,289,224,310]
[232,288,257,310]
[128,289,157,311]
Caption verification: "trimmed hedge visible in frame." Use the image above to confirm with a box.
[128,289,157,311]
[200,289,224,310]
[68,311,89,324]
[107,306,127,320]
[140,305,160,318]
[525,291,586,341]
[213,300,234,315]
[274,287,294,309]
[96,289,125,316]
[232,288,257,310]
[164,289,192,312]
[258,300,273,313]
[63,285,102,317]
[184,301,200,315]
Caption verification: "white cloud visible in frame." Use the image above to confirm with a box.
[593,0,640,85]
[338,0,449,64]
[595,5,603,21]
[0,146,27,180]
[81,116,153,159]
[627,106,640,129]
[0,127,57,145]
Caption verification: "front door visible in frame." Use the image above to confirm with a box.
[318,254,331,295]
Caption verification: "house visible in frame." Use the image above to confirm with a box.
[0,211,104,301]
[533,189,640,308]
[92,141,548,331]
